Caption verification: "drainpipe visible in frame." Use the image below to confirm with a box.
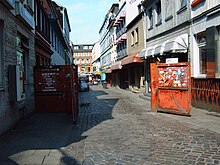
[141,4,149,94]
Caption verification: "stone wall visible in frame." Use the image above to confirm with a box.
[0,4,35,135]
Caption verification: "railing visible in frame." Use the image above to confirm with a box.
[116,28,126,38]
[116,49,127,60]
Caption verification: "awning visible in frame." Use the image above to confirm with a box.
[139,48,147,59]
[154,40,169,55]
[111,61,122,70]
[139,46,156,59]
[120,11,126,18]
[146,45,157,57]
[164,33,188,53]
[191,0,205,7]
[121,53,143,66]
[113,11,126,27]
[154,45,162,55]
[121,33,127,40]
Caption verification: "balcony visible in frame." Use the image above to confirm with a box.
[15,1,34,29]
[1,0,15,9]
[116,49,127,60]
[116,28,126,38]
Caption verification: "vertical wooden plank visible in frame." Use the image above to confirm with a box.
[150,63,158,111]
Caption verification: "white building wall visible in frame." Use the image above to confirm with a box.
[190,0,220,78]
[126,0,142,25]
[191,0,220,18]
[92,42,101,63]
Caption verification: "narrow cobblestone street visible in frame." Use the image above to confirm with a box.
[1,85,220,165]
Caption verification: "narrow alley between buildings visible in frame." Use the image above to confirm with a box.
[1,85,220,165]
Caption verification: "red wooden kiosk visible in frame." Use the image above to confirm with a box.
[151,62,191,116]
[34,65,79,122]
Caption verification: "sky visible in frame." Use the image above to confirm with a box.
[54,0,118,45]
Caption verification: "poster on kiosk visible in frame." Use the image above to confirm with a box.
[151,61,191,116]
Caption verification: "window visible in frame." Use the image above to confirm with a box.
[217,27,220,75]
[57,40,59,53]
[135,28,139,44]
[0,20,3,87]
[51,28,54,47]
[180,0,187,8]
[74,46,79,50]
[86,59,90,64]
[55,34,57,50]
[35,2,38,26]
[199,48,207,74]
[83,45,89,49]
[131,31,134,46]
[148,8,153,28]
[198,36,207,74]
[156,1,162,23]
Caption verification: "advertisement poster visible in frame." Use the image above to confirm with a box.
[158,66,188,88]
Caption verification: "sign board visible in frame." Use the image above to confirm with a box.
[166,58,178,64]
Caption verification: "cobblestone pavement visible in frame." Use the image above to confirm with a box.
[63,85,220,165]
[1,85,220,165]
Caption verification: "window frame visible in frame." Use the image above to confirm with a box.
[198,35,207,75]
[131,31,135,46]
[135,28,139,44]
[156,1,162,24]
[148,8,153,29]
[180,0,187,9]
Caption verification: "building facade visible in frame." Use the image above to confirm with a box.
[0,0,35,135]
[73,44,93,74]
[111,1,127,88]
[35,0,53,66]
[50,1,71,65]
[140,0,190,93]
[99,4,119,84]
[92,42,101,76]
[122,0,144,93]
[190,0,220,111]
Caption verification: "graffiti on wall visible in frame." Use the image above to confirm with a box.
[191,78,220,111]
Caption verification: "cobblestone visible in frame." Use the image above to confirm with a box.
[60,85,220,164]
[1,85,220,164]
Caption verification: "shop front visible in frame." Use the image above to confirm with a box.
[111,61,122,88]
[121,53,144,92]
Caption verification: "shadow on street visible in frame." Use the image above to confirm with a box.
[0,87,118,165]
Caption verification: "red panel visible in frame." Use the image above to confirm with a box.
[34,65,79,122]
[157,89,190,115]
[155,62,191,116]
[150,63,158,111]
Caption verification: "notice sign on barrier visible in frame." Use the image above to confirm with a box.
[42,72,57,92]
[34,65,79,122]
